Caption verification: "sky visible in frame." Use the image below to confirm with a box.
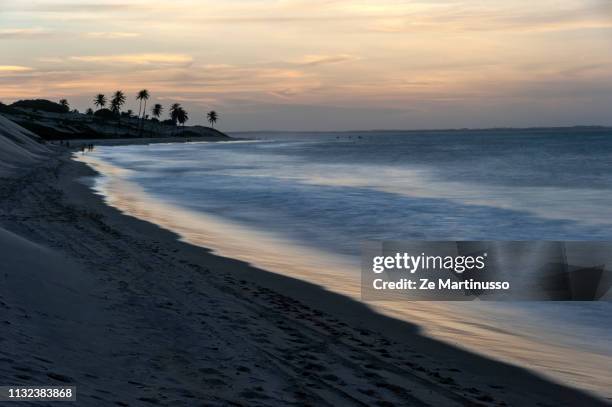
[1,0,611,131]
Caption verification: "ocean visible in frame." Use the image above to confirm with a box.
[80,127,612,399]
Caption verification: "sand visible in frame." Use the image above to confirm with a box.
[1,115,609,406]
[0,115,49,176]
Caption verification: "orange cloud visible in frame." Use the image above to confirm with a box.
[0,65,33,72]
[292,54,358,67]
[70,53,193,66]
[84,32,142,39]
[0,28,50,39]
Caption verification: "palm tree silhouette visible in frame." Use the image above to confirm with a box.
[136,89,149,118]
[110,90,126,133]
[110,90,126,114]
[151,104,163,137]
[94,94,107,110]
[207,110,218,128]
[176,107,189,134]
[59,99,69,112]
[136,89,150,136]
[169,103,181,122]
[152,103,163,120]
[169,103,181,135]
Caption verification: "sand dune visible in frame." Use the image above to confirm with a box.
[0,114,49,176]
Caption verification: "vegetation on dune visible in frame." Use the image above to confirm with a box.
[59,99,70,112]
[2,91,224,140]
[9,99,67,114]
[93,108,115,119]
[0,102,20,115]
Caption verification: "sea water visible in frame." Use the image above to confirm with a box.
[80,127,612,399]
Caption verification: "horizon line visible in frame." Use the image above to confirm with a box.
[229,125,612,134]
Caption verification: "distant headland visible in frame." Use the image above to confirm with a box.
[0,91,229,141]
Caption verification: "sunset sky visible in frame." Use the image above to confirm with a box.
[1,0,611,131]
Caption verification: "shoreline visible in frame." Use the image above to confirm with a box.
[79,142,612,399]
[57,135,239,147]
[0,147,609,406]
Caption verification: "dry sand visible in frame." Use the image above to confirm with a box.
[0,115,49,176]
[0,116,609,406]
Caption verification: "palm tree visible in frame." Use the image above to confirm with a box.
[110,90,126,133]
[207,110,218,128]
[152,103,163,119]
[169,103,181,122]
[136,89,149,118]
[136,89,150,136]
[176,107,189,134]
[110,90,126,114]
[151,104,163,136]
[59,99,69,112]
[94,94,107,109]
[169,103,182,136]
[169,103,181,135]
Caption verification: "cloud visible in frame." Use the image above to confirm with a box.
[367,2,612,34]
[32,3,142,13]
[0,65,33,72]
[557,63,611,78]
[156,95,218,104]
[188,15,373,24]
[1,0,611,130]
[292,54,358,67]
[70,53,193,66]
[38,57,64,63]
[84,31,141,39]
[0,28,51,39]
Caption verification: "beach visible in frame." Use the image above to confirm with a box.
[0,122,609,405]
[3,0,611,403]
